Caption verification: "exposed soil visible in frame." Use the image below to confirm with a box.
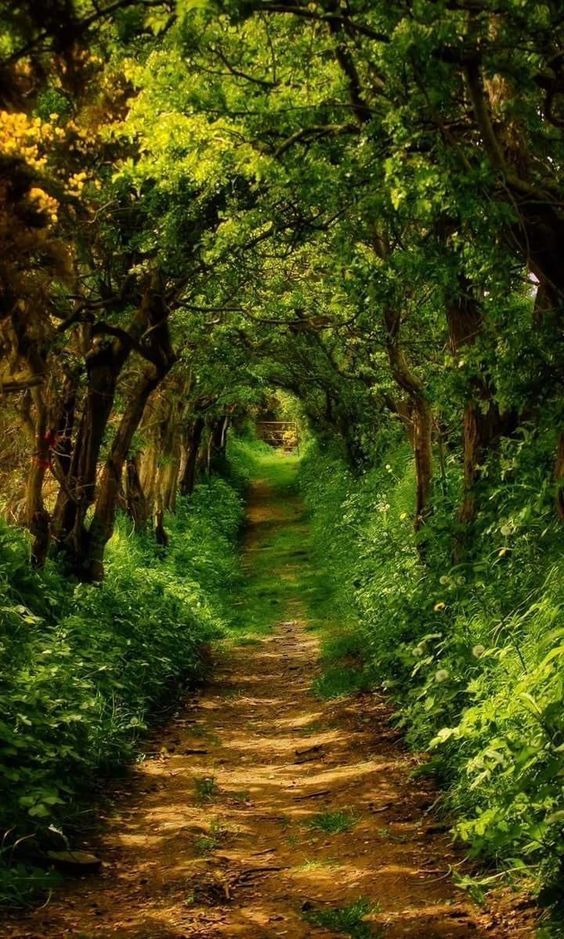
[2,464,536,939]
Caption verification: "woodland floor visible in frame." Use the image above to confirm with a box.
[2,454,536,939]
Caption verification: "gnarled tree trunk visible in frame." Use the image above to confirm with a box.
[446,287,517,538]
[84,284,175,580]
[24,384,50,568]
[52,337,126,567]
[85,364,166,580]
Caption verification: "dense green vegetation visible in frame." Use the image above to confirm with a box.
[0,0,563,925]
[301,438,563,904]
[0,474,244,904]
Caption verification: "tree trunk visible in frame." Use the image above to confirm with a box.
[52,339,124,566]
[446,289,516,536]
[125,453,150,532]
[139,434,159,519]
[447,292,492,525]
[209,414,229,472]
[151,396,183,542]
[85,364,165,580]
[179,415,205,496]
[457,399,499,525]
[155,501,168,547]
[50,366,79,487]
[465,56,564,307]
[24,384,50,568]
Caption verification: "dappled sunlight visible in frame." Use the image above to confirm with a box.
[5,453,514,939]
[0,0,557,930]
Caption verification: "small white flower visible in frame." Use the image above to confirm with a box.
[435,669,449,683]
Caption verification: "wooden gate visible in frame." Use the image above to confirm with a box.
[257,421,299,451]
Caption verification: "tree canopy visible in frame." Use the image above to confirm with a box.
[1,0,562,572]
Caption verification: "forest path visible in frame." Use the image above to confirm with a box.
[5,453,531,939]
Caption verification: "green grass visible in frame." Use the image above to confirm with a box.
[193,775,218,802]
[302,898,381,938]
[194,819,226,855]
[227,441,319,639]
[311,629,374,699]
[312,664,371,699]
[308,809,360,834]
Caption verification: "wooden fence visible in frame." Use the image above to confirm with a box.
[256,421,299,452]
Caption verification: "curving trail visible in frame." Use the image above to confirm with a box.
[4,455,534,939]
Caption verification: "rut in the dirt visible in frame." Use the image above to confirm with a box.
[3,457,534,939]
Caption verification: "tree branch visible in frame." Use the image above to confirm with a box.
[275,121,359,156]
[0,376,44,394]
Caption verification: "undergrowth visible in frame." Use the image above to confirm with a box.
[300,437,564,911]
[0,474,244,906]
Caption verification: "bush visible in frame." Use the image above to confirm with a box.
[0,474,244,902]
[300,438,564,899]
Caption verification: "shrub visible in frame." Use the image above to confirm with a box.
[300,439,564,898]
[0,474,244,902]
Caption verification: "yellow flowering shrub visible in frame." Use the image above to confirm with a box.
[0,111,57,171]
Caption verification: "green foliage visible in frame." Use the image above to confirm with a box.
[0,853,61,909]
[312,630,374,700]
[0,475,243,903]
[300,440,564,899]
[302,898,380,938]
[308,810,359,835]
[193,775,218,802]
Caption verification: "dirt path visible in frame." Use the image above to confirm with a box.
[4,458,534,939]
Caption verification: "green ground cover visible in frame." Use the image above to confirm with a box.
[0,474,244,905]
[299,440,564,911]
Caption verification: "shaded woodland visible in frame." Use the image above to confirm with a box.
[0,0,562,927]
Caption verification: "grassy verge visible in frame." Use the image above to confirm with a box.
[299,441,564,912]
[0,474,244,906]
